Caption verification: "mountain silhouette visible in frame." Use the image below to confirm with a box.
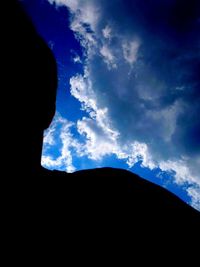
[5,1,199,247]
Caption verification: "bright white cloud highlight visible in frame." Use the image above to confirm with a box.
[42,114,77,173]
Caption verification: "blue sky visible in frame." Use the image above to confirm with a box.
[21,0,200,210]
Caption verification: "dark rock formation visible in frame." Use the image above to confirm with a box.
[4,1,199,247]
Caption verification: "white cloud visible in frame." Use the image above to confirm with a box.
[70,71,120,159]
[159,160,198,185]
[50,0,99,30]
[43,120,57,146]
[73,55,82,64]
[70,73,96,112]
[126,142,156,170]
[48,0,79,12]
[187,186,200,211]
[102,25,112,39]
[122,39,140,65]
[42,113,77,173]
[100,45,117,69]
[77,117,118,160]
[49,0,99,56]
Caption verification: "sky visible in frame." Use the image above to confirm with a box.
[21,0,200,211]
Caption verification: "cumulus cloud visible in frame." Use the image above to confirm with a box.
[47,0,200,210]
[69,73,120,159]
[42,113,78,173]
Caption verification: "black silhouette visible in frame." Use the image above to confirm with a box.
[6,0,199,240]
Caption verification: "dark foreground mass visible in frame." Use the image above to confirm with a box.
[4,1,200,255]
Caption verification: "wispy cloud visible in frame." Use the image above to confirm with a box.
[42,113,77,172]
[100,45,117,69]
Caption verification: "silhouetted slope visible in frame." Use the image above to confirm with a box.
[35,167,199,219]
